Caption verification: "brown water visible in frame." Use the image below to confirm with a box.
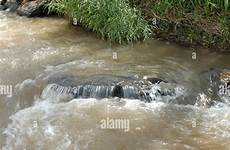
[0,11,230,150]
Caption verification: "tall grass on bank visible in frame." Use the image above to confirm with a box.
[130,0,229,49]
[149,0,230,36]
[49,0,151,43]
[147,0,229,13]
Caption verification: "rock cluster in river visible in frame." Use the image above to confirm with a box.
[0,0,49,16]
[40,69,230,107]
[41,75,178,103]
[198,68,230,106]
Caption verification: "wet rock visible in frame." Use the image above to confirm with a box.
[220,70,230,84]
[41,84,75,102]
[0,5,4,10]
[0,0,7,5]
[43,75,178,103]
[2,0,19,12]
[143,75,167,84]
[199,68,230,107]
[204,68,230,89]
[17,0,48,17]
[112,85,124,98]
[157,82,176,96]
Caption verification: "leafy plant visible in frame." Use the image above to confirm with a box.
[49,0,151,43]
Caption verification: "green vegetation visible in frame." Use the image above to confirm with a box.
[49,0,230,50]
[147,0,229,12]
[48,0,151,43]
[130,0,230,50]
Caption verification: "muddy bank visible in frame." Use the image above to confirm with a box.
[130,0,230,51]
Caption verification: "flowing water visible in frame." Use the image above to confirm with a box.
[0,11,230,150]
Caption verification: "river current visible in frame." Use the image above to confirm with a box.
[0,11,230,150]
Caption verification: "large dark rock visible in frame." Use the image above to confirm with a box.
[17,0,48,17]
[1,0,7,5]
[1,0,19,12]
[41,75,177,102]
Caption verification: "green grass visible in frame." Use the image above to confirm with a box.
[48,0,151,43]
[146,0,229,15]
[130,0,230,50]
[48,0,229,49]
[154,0,229,12]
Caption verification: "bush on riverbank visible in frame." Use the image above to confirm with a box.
[130,0,230,50]
[48,0,151,43]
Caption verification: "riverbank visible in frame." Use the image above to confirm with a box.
[0,0,229,51]
[130,0,230,51]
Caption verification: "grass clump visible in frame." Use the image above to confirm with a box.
[48,0,151,43]
[130,0,230,50]
[149,0,229,13]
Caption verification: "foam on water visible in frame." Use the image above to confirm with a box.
[2,97,230,150]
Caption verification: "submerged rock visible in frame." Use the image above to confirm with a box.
[17,0,49,17]
[143,75,168,84]
[0,5,4,10]
[41,75,178,103]
[41,71,230,107]
[1,0,19,12]
[198,68,230,107]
